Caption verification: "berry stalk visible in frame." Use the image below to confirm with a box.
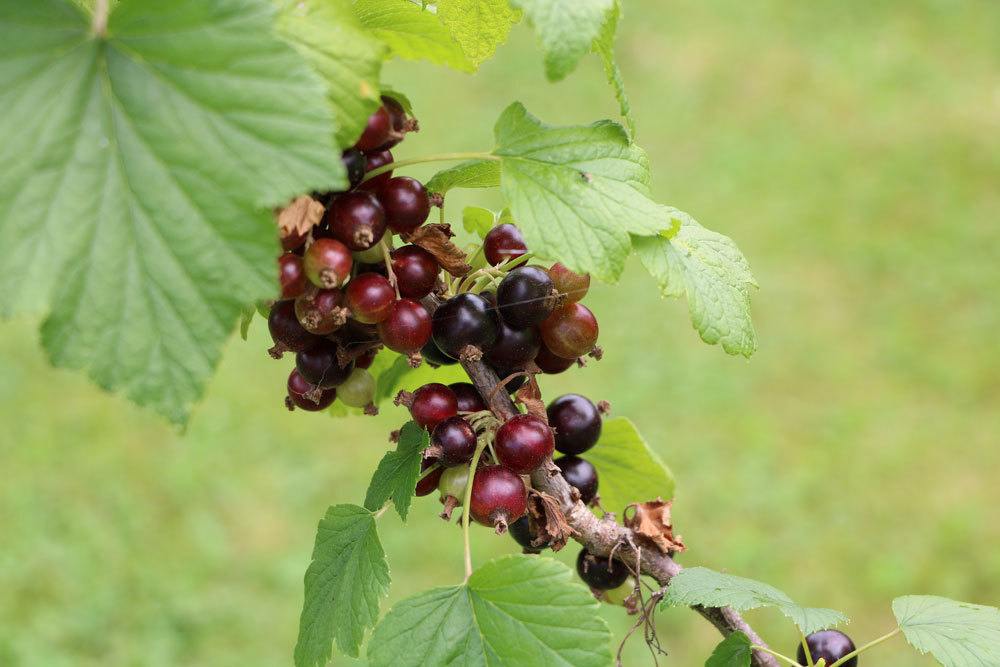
[359,152,500,184]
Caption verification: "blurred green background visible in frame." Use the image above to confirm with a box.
[2,1,999,665]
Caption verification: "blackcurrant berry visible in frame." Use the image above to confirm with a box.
[337,368,376,408]
[409,383,458,430]
[797,631,857,667]
[547,262,590,303]
[508,515,551,553]
[534,340,577,374]
[449,382,487,413]
[327,191,386,251]
[379,177,430,234]
[279,253,307,299]
[483,223,527,266]
[488,361,527,394]
[296,340,355,389]
[377,299,431,354]
[354,105,392,152]
[487,321,541,369]
[345,272,396,324]
[359,149,393,192]
[576,550,629,590]
[354,347,378,370]
[547,393,602,455]
[421,339,459,366]
[432,293,499,359]
[286,369,336,411]
[494,414,554,474]
[415,457,443,497]
[540,302,599,359]
[390,245,439,299]
[554,455,599,505]
[282,229,307,252]
[268,300,321,356]
[433,416,477,466]
[341,149,366,190]
[294,286,349,335]
[496,266,556,329]
[304,238,353,289]
[469,465,527,533]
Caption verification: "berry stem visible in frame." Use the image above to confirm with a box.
[827,628,900,667]
[749,646,801,667]
[799,632,815,667]
[380,239,401,299]
[92,0,109,36]
[461,434,491,581]
[360,152,499,184]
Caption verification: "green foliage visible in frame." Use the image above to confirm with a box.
[295,505,389,665]
[706,632,752,667]
[463,206,498,238]
[354,0,471,72]
[367,555,613,667]
[634,209,758,357]
[425,159,502,196]
[663,567,848,636]
[437,0,521,68]
[511,0,613,82]
[363,421,429,520]
[0,0,340,424]
[592,1,634,137]
[893,595,1000,667]
[585,417,675,512]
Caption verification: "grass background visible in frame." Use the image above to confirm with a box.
[2,1,999,665]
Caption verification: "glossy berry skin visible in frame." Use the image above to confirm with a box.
[354,105,392,152]
[576,550,629,590]
[533,341,577,374]
[379,177,430,234]
[377,299,431,354]
[554,456,599,505]
[496,266,556,329]
[338,368,375,408]
[294,287,348,335]
[415,458,443,497]
[469,465,527,533]
[432,293,499,359]
[797,631,857,667]
[540,302,599,359]
[354,347,378,370]
[327,191,386,251]
[547,394,602,455]
[269,300,321,353]
[449,382,487,413]
[494,414,554,474]
[360,149,393,192]
[487,321,540,369]
[508,515,550,553]
[483,224,527,265]
[438,465,470,500]
[421,339,458,367]
[279,253,307,299]
[433,416,477,466]
[304,238,353,288]
[341,149,367,190]
[391,245,439,298]
[547,262,590,303]
[295,341,355,389]
[286,369,336,411]
[345,272,396,324]
[409,383,458,430]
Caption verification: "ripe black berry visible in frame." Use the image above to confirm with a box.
[496,266,556,329]
[797,630,857,667]
[534,340,576,374]
[286,369,336,411]
[576,550,629,590]
[540,302,599,359]
[379,177,430,234]
[327,191,386,251]
[415,457,443,497]
[508,515,551,553]
[554,455,598,505]
[469,465,527,533]
[547,393,602,455]
[390,245,439,298]
[421,339,458,366]
[433,416,477,466]
[377,299,431,354]
[268,300,321,356]
[304,238,353,288]
[359,149,393,192]
[279,253,307,299]
[494,414,554,474]
[341,149,366,190]
[409,383,458,430]
[449,382,487,413]
[432,293,499,359]
[483,223,527,265]
[295,341,355,389]
[487,321,541,369]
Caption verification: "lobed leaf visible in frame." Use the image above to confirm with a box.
[437,0,520,68]
[706,632,753,667]
[463,206,497,239]
[426,159,502,196]
[592,1,635,138]
[354,0,471,72]
[585,417,675,513]
[893,595,1000,667]
[511,0,613,82]
[363,421,429,520]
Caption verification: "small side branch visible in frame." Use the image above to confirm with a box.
[92,0,109,37]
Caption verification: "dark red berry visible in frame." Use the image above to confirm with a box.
[547,394,602,455]
[540,302,598,359]
[354,105,392,152]
[421,339,459,367]
[409,383,458,430]
[554,456,598,505]
[377,299,431,354]
[294,286,349,335]
[496,266,556,329]
[797,631,857,667]
[576,550,629,590]
[379,177,430,234]
[295,341,355,389]
[327,191,386,251]
[354,347,378,370]
[281,229,307,252]
[449,382,487,413]
[341,149,366,190]
[375,95,407,150]
[433,416,477,466]
[547,263,590,303]
[483,224,527,266]
[390,245,439,299]
[268,300,321,356]
[432,293,499,359]
[494,414,554,474]
[469,465,527,533]
[359,149,393,192]
[415,458,443,497]
[487,321,540,369]
[345,272,396,324]
[279,253,307,299]
[286,369,336,411]
[304,238,352,288]
[534,340,576,374]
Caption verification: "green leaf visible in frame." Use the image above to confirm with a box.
[634,209,758,357]
[437,0,520,68]
[354,0,471,72]
[295,504,390,664]
[492,102,668,282]
[592,1,634,138]
[662,567,848,635]
[276,0,385,147]
[511,0,613,82]
[0,0,341,424]
[893,595,1000,667]
[706,632,753,667]
[239,304,257,341]
[585,417,675,513]
[368,555,612,667]
[379,86,414,114]
[364,421,429,520]
[463,206,497,239]
[425,159,501,196]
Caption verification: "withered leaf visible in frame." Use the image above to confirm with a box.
[526,489,577,552]
[624,498,686,554]
[405,223,471,276]
[515,376,547,421]
[277,195,324,238]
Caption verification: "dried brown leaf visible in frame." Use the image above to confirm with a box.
[405,223,471,276]
[624,498,686,554]
[515,376,547,421]
[526,489,577,551]
[277,195,324,238]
